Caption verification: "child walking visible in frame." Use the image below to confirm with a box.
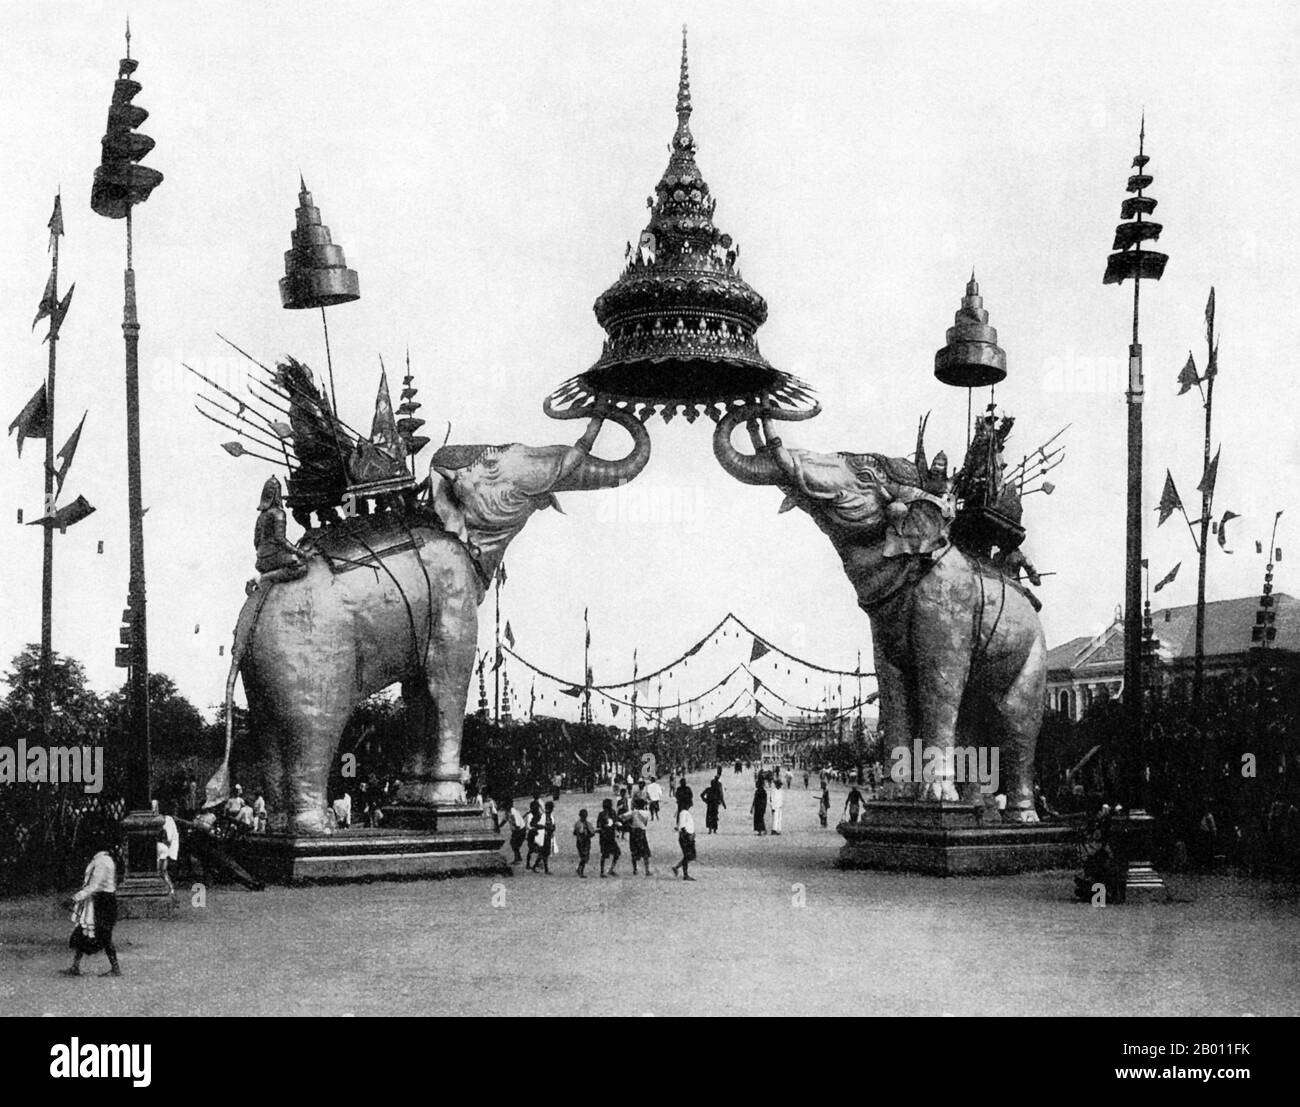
[597,798,621,877]
[573,808,594,878]
[672,800,697,881]
[627,796,653,877]
[530,800,556,874]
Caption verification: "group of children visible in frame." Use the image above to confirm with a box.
[502,788,698,881]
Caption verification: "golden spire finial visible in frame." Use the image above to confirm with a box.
[125,17,131,59]
[677,25,691,119]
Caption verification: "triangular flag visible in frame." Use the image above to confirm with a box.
[560,685,583,698]
[753,674,761,693]
[1256,541,1264,554]
[42,284,75,344]
[1217,510,1240,552]
[750,639,771,663]
[504,621,516,648]
[1176,352,1199,395]
[368,366,406,462]
[51,411,87,494]
[8,384,49,457]
[611,704,620,717]
[1153,562,1181,593]
[1205,286,1216,343]
[1197,447,1221,496]
[48,194,64,249]
[32,269,57,331]
[1156,470,1182,526]
[26,494,95,530]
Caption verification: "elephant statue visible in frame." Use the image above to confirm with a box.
[208,403,650,833]
[713,404,1046,822]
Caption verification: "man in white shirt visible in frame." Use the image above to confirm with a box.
[646,778,663,821]
[770,779,786,835]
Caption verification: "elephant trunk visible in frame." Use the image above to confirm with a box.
[713,407,785,485]
[551,406,652,491]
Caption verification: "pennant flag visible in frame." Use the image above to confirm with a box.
[1205,286,1216,343]
[1141,558,1149,568]
[1277,548,1283,562]
[1156,470,1182,526]
[504,621,515,648]
[492,648,503,671]
[41,284,75,343]
[750,639,771,663]
[1153,561,1181,593]
[1217,510,1240,551]
[16,509,23,524]
[1197,447,1221,496]
[1256,541,1263,554]
[26,494,95,530]
[51,411,87,494]
[219,644,225,656]
[1176,352,1199,395]
[32,270,57,331]
[610,704,620,717]
[560,685,584,697]
[48,194,64,250]
[753,674,761,693]
[97,540,104,554]
[8,384,50,457]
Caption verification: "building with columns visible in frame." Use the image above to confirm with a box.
[1046,593,1299,721]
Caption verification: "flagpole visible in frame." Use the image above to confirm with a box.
[493,567,501,727]
[40,198,61,734]
[1193,291,1216,708]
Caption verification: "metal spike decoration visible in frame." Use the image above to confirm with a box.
[934,272,1007,388]
[1103,121,1168,286]
[279,178,360,309]
[544,26,817,424]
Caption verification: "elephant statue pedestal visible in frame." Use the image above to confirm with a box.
[837,800,1081,876]
[228,819,510,884]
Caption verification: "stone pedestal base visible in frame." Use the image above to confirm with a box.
[837,800,1081,875]
[117,809,177,918]
[228,809,508,884]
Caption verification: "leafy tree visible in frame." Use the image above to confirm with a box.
[0,645,106,744]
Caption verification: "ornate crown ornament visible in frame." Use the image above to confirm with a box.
[545,27,816,425]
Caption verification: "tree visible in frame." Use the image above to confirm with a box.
[0,645,105,744]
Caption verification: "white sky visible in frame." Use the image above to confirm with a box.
[3,1,1298,725]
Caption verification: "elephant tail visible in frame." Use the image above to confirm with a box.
[204,585,273,809]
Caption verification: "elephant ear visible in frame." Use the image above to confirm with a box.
[882,498,951,559]
[428,471,469,543]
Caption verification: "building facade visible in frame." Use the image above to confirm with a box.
[1046,593,1298,721]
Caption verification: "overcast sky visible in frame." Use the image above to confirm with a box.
[3,1,1298,725]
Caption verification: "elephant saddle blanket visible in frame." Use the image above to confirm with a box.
[303,513,446,576]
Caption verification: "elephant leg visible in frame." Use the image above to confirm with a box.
[424,595,478,805]
[279,687,353,834]
[915,643,969,804]
[989,635,1047,824]
[876,651,920,799]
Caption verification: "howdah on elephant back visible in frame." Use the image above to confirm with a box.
[208,405,650,834]
[713,404,1046,820]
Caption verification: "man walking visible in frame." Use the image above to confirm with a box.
[770,778,786,835]
[646,777,663,821]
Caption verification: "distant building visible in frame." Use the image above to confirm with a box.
[755,712,878,767]
[1046,593,1299,721]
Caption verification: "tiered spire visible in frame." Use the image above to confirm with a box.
[279,178,361,309]
[396,349,430,464]
[545,26,816,424]
[90,25,164,219]
[934,272,1008,388]
[1104,117,1169,285]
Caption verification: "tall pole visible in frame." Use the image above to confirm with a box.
[123,205,151,812]
[1104,115,1169,901]
[40,204,61,735]
[493,568,501,726]
[1192,294,1216,707]
[91,23,172,914]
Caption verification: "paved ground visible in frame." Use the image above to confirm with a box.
[3,772,1298,1016]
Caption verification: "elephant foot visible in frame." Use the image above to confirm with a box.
[1002,805,1040,825]
[395,779,466,807]
[290,808,332,835]
[925,780,961,803]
